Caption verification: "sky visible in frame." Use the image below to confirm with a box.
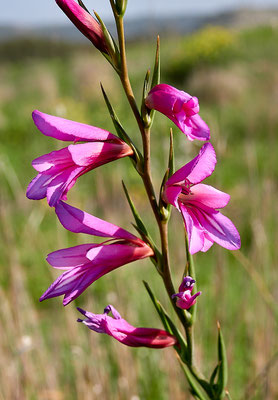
[1,0,278,26]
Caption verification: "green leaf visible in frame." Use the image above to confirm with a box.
[151,35,160,89]
[77,0,90,13]
[122,182,148,237]
[216,322,228,399]
[143,281,188,362]
[209,363,219,386]
[94,11,120,67]
[168,129,174,178]
[101,84,143,172]
[178,360,211,400]
[141,69,152,127]
[101,84,130,142]
[159,129,174,220]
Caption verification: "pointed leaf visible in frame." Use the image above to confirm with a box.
[94,11,120,66]
[143,281,188,362]
[122,181,148,237]
[210,363,219,386]
[178,359,211,400]
[141,69,152,127]
[77,0,90,13]
[151,35,160,89]
[216,322,228,399]
[101,84,131,143]
[101,84,143,170]
[168,129,174,178]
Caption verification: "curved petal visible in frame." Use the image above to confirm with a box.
[166,143,216,186]
[46,166,84,207]
[163,185,182,209]
[191,205,241,251]
[32,110,117,142]
[189,114,210,141]
[31,147,72,172]
[55,201,137,240]
[47,244,95,269]
[26,173,53,200]
[180,204,205,254]
[189,184,230,209]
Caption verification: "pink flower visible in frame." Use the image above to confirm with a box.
[145,84,210,141]
[56,0,109,53]
[164,143,241,254]
[26,110,133,207]
[40,201,154,305]
[172,276,201,310]
[77,305,177,348]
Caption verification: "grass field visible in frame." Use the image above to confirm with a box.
[1,23,278,399]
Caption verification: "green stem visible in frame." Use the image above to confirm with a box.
[112,3,196,369]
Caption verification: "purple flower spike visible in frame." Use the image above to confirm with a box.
[56,0,109,53]
[26,110,133,207]
[145,84,210,141]
[77,305,177,348]
[172,276,201,310]
[40,202,154,306]
[164,143,241,254]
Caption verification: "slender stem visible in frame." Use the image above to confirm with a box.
[113,6,194,359]
[184,232,196,366]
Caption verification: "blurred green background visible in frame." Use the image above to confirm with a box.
[1,19,278,400]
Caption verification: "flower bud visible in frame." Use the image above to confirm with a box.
[56,0,109,54]
[172,276,201,310]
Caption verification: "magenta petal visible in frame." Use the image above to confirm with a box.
[77,305,177,348]
[189,114,210,141]
[55,201,137,240]
[40,265,91,304]
[163,185,182,208]
[68,141,132,167]
[31,147,72,172]
[145,84,210,141]
[26,173,52,200]
[86,242,152,265]
[180,204,205,254]
[46,166,84,207]
[189,184,230,209]
[47,244,94,269]
[192,205,241,251]
[166,143,216,186]
[32,110,117,142]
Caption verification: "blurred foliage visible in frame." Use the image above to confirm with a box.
[165,26,236,83]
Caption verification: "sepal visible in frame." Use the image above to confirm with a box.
[94,11,121,69]
[115,0,128,16]
[159,130,174,220]
[178,359,211,400]
[101,84,143,174]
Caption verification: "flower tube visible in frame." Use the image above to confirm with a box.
[145,84,210,141]
[77,305,177,348]
[40,202,154,305]
[26,110,133,207]
[164,143,241,254]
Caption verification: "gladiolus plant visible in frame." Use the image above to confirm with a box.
[27,1,241,398]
